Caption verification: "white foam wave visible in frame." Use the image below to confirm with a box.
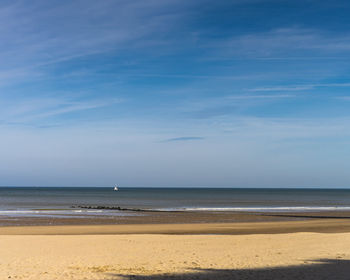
[0,209,138,217]
[153,206,350,212]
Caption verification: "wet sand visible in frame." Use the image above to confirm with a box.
[1,219,350,235]
[2,209,350,227]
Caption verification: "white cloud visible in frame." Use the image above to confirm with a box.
[249,83,350,92]
[0,96,123,124]
[227,94,294,99]
[249,86,313,92]
[213,27,350,58]
[0,0,193,85]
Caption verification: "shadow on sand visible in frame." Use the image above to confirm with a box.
[111,259,350,280]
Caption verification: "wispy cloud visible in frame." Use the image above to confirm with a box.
[0,0,194,85]
[0,97,123,125]
[228,94,295,99]
[162,136,205,142]
[212,27,350,58]
[250,83,350,92]
[178,93,296,120]
[336,96,350,101]
[215,116,350,142]
[249,86,313,92]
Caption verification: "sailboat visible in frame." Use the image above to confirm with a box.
[114,185,119,191]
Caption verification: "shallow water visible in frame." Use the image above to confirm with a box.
[1,187,350,218]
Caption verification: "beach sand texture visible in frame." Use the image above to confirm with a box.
[1,228,350,279]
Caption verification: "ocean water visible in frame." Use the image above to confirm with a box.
[1,187,350,218]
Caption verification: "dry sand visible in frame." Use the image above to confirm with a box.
[1,222,350,279]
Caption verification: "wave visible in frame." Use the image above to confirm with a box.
[2,206,350,216]
[0,209,139,217]
[152,206,350,212]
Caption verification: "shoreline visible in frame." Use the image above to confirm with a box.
[1,209,350,227]
[1,218,350,235]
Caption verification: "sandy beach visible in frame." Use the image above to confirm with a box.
[1,221,350,280]
[2,194,350,279]
[1,0,350,278]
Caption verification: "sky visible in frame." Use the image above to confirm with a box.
[1,0,350,187]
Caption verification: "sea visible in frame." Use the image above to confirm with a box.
[1,187,350,219]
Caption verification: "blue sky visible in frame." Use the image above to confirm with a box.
[1,0,350,187]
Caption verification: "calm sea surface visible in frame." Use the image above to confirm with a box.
[1,187,350,218]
